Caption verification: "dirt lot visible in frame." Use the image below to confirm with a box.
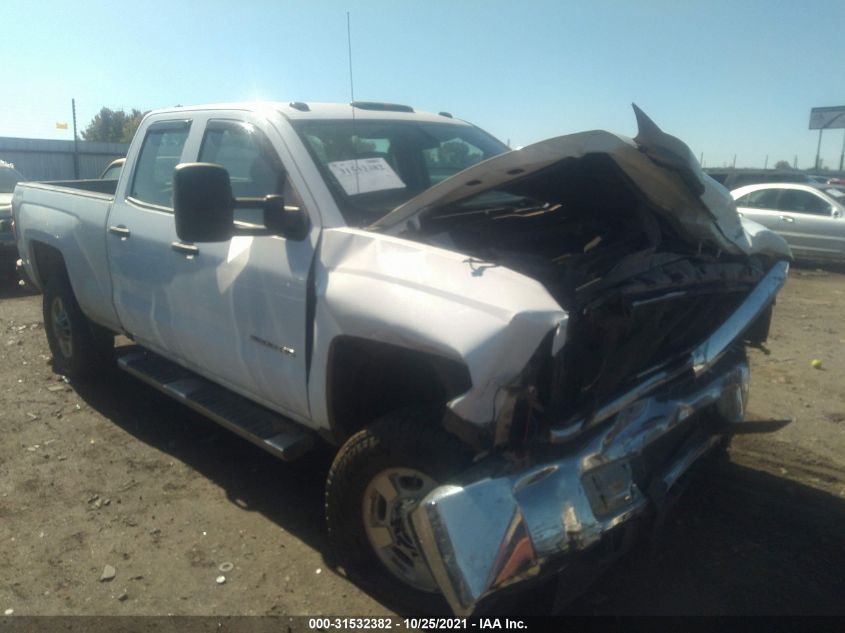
[1,264,844,617]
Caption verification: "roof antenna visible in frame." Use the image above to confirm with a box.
[347,11,355,104]
[347,11,360,194]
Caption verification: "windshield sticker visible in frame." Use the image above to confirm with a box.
[824,188,845,198]
[328,158,405,196]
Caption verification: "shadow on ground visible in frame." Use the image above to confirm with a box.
[562,456,845,615]
[790,259,845,275]
[67,350,845,616]
[70,356,334,555]
[0,271,39,299]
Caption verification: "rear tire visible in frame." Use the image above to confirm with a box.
[43,275,113,378]
[325,408,472,613]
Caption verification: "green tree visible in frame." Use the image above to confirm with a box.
[774,160,792,170]
[352,137,377,154]
[121,109,145,143]
[440,139,470,167]
[82,107,147,143]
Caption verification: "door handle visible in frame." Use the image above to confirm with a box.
[108,225,131,238]
[171,242,200,258]
[778,215,795,223]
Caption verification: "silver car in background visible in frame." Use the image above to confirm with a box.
[731,182,845,262]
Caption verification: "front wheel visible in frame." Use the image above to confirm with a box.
[43,275,113,378]
[325,408,472,611]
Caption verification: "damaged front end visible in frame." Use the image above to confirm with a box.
[411,261,786,615]
[366,107,791,614]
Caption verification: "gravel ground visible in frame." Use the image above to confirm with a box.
[1,264,844,617]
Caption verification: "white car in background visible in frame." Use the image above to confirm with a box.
[732,182,845,262]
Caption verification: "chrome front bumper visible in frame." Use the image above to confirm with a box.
[410,260,788,616]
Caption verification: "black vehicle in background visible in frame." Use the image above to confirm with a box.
[1,162,25,270]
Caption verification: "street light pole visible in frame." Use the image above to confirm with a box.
[72,98,79,180]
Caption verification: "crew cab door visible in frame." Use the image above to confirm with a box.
[108,112,317,423]
[166,114,317,421]
[107,118,193,356]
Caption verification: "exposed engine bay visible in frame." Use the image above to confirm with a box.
[402,153,777,422]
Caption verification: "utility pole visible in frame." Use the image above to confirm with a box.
[764,154,768,169]
[815,128,823,171]
[72,99,80,180]
[732,154,736,168]
[840,130,845,172]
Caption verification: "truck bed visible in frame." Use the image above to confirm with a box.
[33,179,119,196]
[14,180,121,331]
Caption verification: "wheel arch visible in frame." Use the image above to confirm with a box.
[325,336,473,445]
[29,240,68,289]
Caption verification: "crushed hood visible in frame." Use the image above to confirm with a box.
[371,105,790,260]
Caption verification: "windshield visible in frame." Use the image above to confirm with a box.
[0,167,23,193]
[291,119,509,226]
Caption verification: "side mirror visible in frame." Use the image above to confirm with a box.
[263,195,310,240]
[173,163,234,242]
[832,208,842,219]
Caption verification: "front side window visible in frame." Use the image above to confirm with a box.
[777,190,832,216]
[199,121,284,197]
[199,120,297,224]
[292,119,508,226]
[130,121,190,208]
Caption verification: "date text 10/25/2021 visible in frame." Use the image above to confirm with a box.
[307,618,528,630]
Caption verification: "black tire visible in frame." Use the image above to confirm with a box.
[42,275,113,378]
[325,408,472,613]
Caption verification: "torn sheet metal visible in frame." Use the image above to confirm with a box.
[372,105,790,261]
[307,228,567,429]
[411,352,753,615]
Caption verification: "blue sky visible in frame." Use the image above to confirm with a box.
[3,0,845,169]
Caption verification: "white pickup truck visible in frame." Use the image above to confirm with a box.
[12,101,791,614]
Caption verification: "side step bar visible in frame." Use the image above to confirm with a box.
[116,347,315,461]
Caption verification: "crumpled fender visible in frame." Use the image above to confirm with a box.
[306,228,567,431]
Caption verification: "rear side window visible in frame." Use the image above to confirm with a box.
[735,188,779,209]
[130,121,190,209]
